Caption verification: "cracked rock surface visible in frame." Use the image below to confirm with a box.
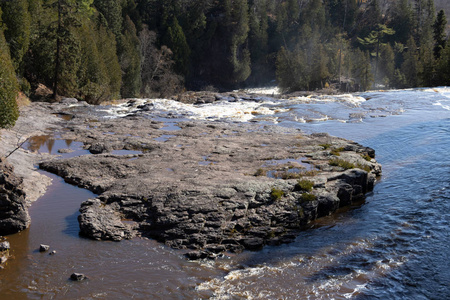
[36,100,381,256]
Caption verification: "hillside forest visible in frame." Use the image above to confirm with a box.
[0,0,449,128]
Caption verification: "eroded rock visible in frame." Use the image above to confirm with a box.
[0,158,30,235]
[35,100,381,257]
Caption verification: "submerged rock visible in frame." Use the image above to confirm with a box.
[39,244,50,252]
[0,241,10,251]
[70,273,87,281]
[0,158,30,235]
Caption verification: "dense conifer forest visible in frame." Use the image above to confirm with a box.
[0,0,449,127]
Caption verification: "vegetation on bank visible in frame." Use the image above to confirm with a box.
[0,0,450,128]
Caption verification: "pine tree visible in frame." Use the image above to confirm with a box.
[276,46,309,92]
[248,0,269,84]
[165,16,191,75]
[77,19,110,104]
[0,12,19,128]
[50,0,84,98]
[118,16,141,98]
[379,43,395,87]
[435,43,450,85]
[433,10,447,59]
[93,0,122,38]
[401,36,419,87]
[95,20,121,100]
[351,49,373,91]
[358,24,395,85]
[0,0,31,74]
[390,0,414,45]
[225,0,251,84]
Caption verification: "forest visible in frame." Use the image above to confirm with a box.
[0,0,449,128]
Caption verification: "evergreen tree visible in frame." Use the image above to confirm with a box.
[351,49,373,91]
[276,46,309,92]
[418,44,436,87]
[165,16,191,75]
[0,11,19,128]
[118,16,141,98]
[248,0,270,84]
[401,36,419,87]
[93,0,122,38]
[433,10,447,59]
[95,19,121,100]
[51,0,84,98]
[435,43,450,85]
[77,19,110,104]
[225,0,251,84]
[0,0,31,74]
[379,43,395,87]
[358,24,395,85]
[389,0,414,45]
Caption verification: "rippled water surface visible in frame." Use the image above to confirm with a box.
[1,88,449,299]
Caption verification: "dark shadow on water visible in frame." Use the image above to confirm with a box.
[63,209,81,238]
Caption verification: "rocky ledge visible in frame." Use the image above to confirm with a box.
[37,100,381,258]
[0,157,30,267]
[0,158,30,235]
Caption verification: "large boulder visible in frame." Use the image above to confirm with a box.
[0,157,30,235]
[78,199,135,241]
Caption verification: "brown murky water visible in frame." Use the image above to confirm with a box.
[1,89,450,299]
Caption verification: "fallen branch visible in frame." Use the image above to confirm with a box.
[5,137,29,159]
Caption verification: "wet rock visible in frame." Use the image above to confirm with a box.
[88,143,111,154]
[0,158,30,235]
[137,103,153,111]
[49,250,57,255]
[37,106,381,257]
[70,273,87,281]
[0,255,8,265]
[58,148,74,154]
[39,244,50,252]
[0,241,10,251]
[184,250,210,260]
[240,237,265,250]
[316,193,340,218]
[61,98,78,105]
[78,199,135,241]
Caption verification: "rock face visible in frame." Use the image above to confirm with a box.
[0,158,30,235]
[37,101,382,257]
[78,199,134,241]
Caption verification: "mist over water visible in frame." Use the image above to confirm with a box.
[1,88,449,299]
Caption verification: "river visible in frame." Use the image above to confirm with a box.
[1,88,449,299]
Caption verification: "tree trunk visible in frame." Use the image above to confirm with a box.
[52,0,62,99]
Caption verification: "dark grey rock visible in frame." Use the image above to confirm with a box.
[184,250,209,260]
[0,158,30,235]
[70,273,87,281]
[78,199,134,241]
[88,143,111,154]
[240,237,265,250]
[40,244,50,252]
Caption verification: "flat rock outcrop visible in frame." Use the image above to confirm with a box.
[37,101,381,257]
[0,157,30,235]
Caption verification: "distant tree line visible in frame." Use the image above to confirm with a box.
[0,0,449,127]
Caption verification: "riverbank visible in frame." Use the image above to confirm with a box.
[1,95,381,259]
